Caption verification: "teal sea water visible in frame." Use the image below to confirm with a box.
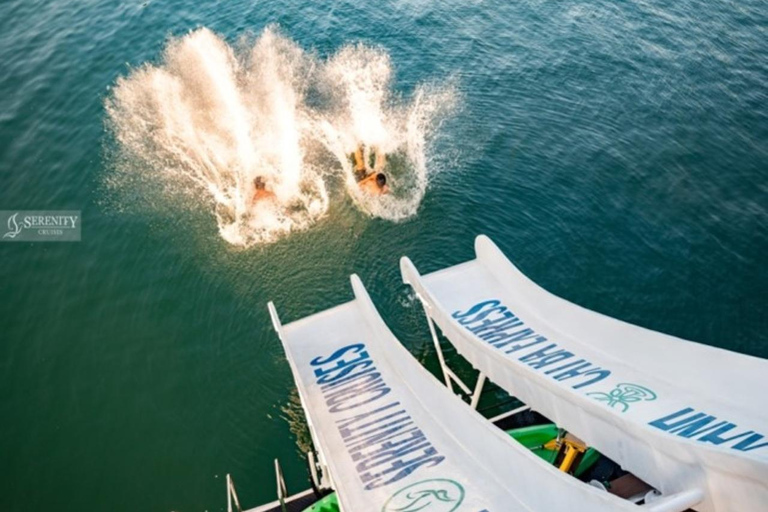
[1,0,766,510]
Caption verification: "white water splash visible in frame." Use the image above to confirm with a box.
[314,44,457,220]
[105,27,455,246]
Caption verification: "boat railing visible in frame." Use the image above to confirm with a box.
[275,459,287,511]
[228,451,334,512]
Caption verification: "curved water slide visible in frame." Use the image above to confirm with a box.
[400,235,768,512]
[268,275,700,512]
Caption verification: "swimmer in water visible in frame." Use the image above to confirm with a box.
[252,176,276,203]
[359,172,389,195]
[351,144,389,195]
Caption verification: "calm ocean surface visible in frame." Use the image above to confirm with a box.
[1,0,766,510]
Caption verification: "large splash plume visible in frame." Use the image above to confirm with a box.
[105,27,455,246]
[314,44,457,220]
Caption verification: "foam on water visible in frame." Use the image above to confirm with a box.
[105,27,455,246]
[314,44,457,220]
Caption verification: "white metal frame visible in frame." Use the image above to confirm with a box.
[420,298,531,421]
[227,474,243,512]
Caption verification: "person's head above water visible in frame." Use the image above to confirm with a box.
[253,176,266,190]
[376,173,387,188]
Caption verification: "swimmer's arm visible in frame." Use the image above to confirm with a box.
[374,150,386,171]
[358,172,375,184]
[354,145,365,171]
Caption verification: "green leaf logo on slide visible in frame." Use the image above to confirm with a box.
[382,479,464,512]
[587,383,657,413]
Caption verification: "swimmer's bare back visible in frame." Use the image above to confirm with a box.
[253,189,276,202]
[252,175,277,204]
